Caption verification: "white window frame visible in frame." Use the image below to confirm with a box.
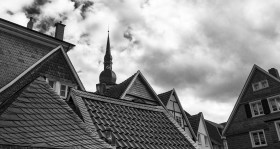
[252,80,269,91]
[59,83,68,99]
[249,100,264,117]
[268,95,280,113]
[45,78,69,99]
[275,121,280,141]
[249,130,267,148]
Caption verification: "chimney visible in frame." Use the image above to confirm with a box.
[268,68,279,78]
[96,83,106,95]
[54,21,65,40]
[27,17,34,29]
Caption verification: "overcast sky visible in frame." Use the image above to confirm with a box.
[1,0,280,123]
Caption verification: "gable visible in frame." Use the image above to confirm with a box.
[125,77,159,104]
[0,30,52,89]
[241,69,280,103]
[198,117,208,136]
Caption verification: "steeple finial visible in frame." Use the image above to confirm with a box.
[104,30,112,70]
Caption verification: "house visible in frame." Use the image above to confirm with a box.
[158,89,197,141]
[186,112,213,149]
[205,120,226,149]
[222,65,280,149]
[66,32,198,149]
[0,18,112,148]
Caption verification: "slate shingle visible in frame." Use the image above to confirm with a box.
[0,77,111,149]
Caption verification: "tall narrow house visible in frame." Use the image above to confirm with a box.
[223,65,280,149]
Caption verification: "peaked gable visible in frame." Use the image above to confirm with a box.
[0,46,84,104]
[120,71,164,106]
[158,89,197,141]
[0,77,111,149]
[223,64,280,135]
[188,113,202,135]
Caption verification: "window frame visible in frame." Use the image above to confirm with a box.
[59,84,68,99]
[197,133,202,145]
[249,129,267,148]
[175,115,182,127]
[249,100,264,117]
[275,121,280,141]
[268,95,280,113]
[204,135,209,147]
[252,80,269,91]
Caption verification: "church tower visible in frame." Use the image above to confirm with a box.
[97,31,116,94]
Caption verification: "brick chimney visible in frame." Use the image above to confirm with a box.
[268,68,279,78]
[54,21,65,40]
[27,17,34,29]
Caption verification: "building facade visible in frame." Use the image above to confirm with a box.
[223,65,280,149]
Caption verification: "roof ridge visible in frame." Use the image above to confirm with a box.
[72,89,165,112]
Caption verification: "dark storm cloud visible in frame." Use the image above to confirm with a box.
[6,10,14,15]
[71,0,94,19]
[123,27,133,41]
[35,17,56,33]
[23,0,50,16]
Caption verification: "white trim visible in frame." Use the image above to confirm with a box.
[275,120,280,141]
[223,64,280,135]
[267,95,280,113]
[0,46,62,93]
[249,100,265,117]
[249,129,267,148]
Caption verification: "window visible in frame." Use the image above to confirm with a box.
[249,130,267,147]
[275,121,280,141]
[250,101,264,117]
[268,95,280,112]
[204,135,209,146]
[252,80,269,91]
[48,80,56,90]
[175,116,182,126]
[198,134,202,144]
[60,84,68,98]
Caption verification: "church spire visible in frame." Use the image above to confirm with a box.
[104,30,112,70]
[98,30,117,86]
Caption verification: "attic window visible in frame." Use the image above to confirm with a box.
[46,78,72,99]
[252,80,269,91]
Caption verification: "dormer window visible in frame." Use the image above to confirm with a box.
[60,84,68,98]
[252,80,268,91]
[46,78,74,99]
[175,115,182,127]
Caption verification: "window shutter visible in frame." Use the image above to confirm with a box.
[244,104,252,118]
[261,99,270,114]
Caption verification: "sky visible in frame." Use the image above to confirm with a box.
[1,0,280,123]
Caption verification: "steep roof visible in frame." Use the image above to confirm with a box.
[158,90,173,106]
[70,89,198,149]
[103,73,136,98]
[187,112,202,135]
[0,77,111,149]
[205,120,223,145]
[222,64,280,135]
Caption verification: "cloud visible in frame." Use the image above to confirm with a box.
[2,0,280,122]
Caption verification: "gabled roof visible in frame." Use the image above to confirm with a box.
[0,77,111,149]
[0,45,84,100]
[187,112,202,135]
[103,73,136,98]
[205,120,223,145]
[158,90,173,106]
[70,89,198,149]
[158,89,197,141]
[222,64,280,135]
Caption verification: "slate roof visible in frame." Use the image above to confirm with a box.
[103,73,136,98]
[71,89,197,149]
[157,90,173,106]
[0,77,111,149]
[205,120,223,145]
[186,112,202,135]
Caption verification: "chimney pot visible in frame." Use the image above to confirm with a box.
[55,21,65,40]
[27,17,34,29]
[268,68,279,78]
